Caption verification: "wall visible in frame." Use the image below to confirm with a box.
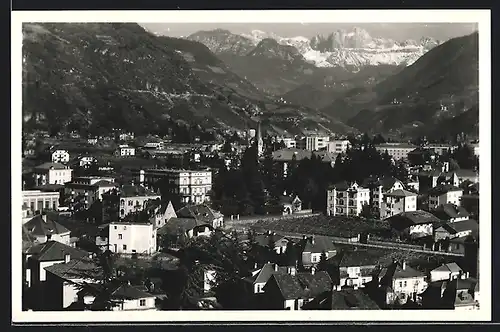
[430,270,451,282]
[108,223,156,254]
[409,224,433,238]
[48,169,73,185]
[113,297,156,311]
[120,195,161,218]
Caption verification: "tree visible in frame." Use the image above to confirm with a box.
[317,250,328,271]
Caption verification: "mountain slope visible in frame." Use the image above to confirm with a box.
[344,32,479,137]
[22,23,356,136]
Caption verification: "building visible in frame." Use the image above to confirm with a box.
[262,271,333,310]
[51,149,70,164]
[305,136,330,151]
[64,177,118,212]
[434,219,479,241]
[137,168,212,205]
[23,213,72,245]
[115,144,136,157]
[469,143,480,156]
[368,176,405,209]
[278,137,297,149]
[281,195,303,215]
[454,169,479,184]
[425,144,456,155]
[74,155,97,168]
[256,122,264,157]
[385,210,441,240]
[326,181,370,217]
[431,204,470,223]
[176,204,224,229]
[96,222,157,255]
[32,163,73,186]
[157,218,213,249]
[143,141,164,150]
[254,232,290,255]
[303,288,380,310]
[22,190,60,215]
[428,184,464,210]
[380,189,418,219]
[337,249,378,290]
[378,261,427,305]
[300,236,337,267]
[327,140,351,154]
[243,263,292,295]
[118,185,161,219]
[375,143,417,161]
[430,263,465,282]
[145,200,177,229]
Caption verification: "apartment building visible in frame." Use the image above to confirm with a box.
[380,189,418,219]
[375,143,417,161]
[136,168,212,205]
[51,149,70,164]
[428,184,464,210]
[305,136,330,151]
[22,190,60,215]
[96,222,157,255]
[32,163,73,186]
[115,144,136,157]
[118,184,161,219]
[63,177,117,211]
[326,181,370,217]
[327,140,351,154]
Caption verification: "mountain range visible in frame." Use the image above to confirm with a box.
[22,23,479,141]
[22,23,356,138]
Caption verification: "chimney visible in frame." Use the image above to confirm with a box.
[311,235,315,245]
[274,264,279,272]
[41,213,47,223]
[64,253,70,263]
[254,262,258,269]
[311,266,316,275]
[290,267,296,276]
[402,261,407,271]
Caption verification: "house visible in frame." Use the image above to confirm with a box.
[64,177,118,212]
[302,288,380,310]
[428,184,464,210]
[434,219,479,242]
[431,204,470,223]
[143,141,164,150]
[368,176,405,209]
[254,232,290,254]
[77,281,157,311]
[335,249,384,290]
[422,278,479,310]
[22,190,60,215]
[305,135,330,151]
[51,149,70,164]
[118,185,161,219]
[145,200,177,229]
[454,169,479,184]
[426,144,456,155]
[32,162,73,186]
[136,168,212,205]
[242,263,292,295]
[326,181,370,217]
[417,169,443,194]
[281,195,302,215]
[157,217,212,241]
[385,210,441,240]
[24,241,91,290]
[327,139,351,154]
[74,155,97,168]
[176,204,224,229]
[299,236,337,267]
[115,144,136,157]
[407,148,437,166]
[380,189,418,219]
[430,263,466,282]
[23,213,72,246]
[262,271,333,310]
[118,132,135,141]
[375,143,417,161]
[277,137,297,149]
[96,222,157,255]
[378,261,427,305]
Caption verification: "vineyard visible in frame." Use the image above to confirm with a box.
[250,215,397,239]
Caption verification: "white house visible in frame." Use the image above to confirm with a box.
[33,163,73,186]
[428,184,464,210]
[380,189,418,219]
[305,136,330,151]
[337,249,378,289]
[375,143,417,161]
[96,222,157,255]
[79,282,157,311]
[115,144,136,157]
[327,140,351,154]
[379,261,427,305]
[117,185,161,219]
[51,149,70,164]
[146,200,177,229]
[23,213,71,246]
[64,177,118,211]
[369,176,405,209]
[386,210,441,240]
[326,181,370,217]
[430,263,465,282]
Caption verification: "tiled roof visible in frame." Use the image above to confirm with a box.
[338,248,387,268]
[253,263,286,284]
[445,219,479,234]
[45,257,102,280]
[272,148,312,162]
[456,278,477,291]
[393,263,425,279]
[269,271,333,300]
[385,189,417,197]
[432,204,470,220]
[33,162,68,171]
[428,184,463,196]
[303,236,336,254]
[454,169,478,179]
[432,262,463,274]
[109,283,155,300]
[254,233,287,247]
[330,289,380,309]
[120,185,159,197]
[376,143,416,149]
[328,181,361,191]
[176,204,223,223]
[385,210,441,228]
[25,240,90,261]
[156,218,209,236]
[24,214,70,237]
[379,176,400,191]
[92,180,117,188]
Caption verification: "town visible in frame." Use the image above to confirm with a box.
[21,125,480,311]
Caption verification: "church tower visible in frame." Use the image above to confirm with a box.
[256,121,264,157]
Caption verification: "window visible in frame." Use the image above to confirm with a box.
[140,299,146,306]
[114,226,118,230]
[124,226,127,230]
[120,200,125,206]
[123,244,127,250]
[118,234,123,239]
[128,200,133,206]
[399,281,403,288]
[403,281,407,287]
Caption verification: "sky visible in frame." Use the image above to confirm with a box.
[140,23,478,41]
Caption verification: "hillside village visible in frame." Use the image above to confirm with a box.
[21,124,480,311]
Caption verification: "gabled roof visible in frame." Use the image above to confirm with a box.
[254,233,287,247]
[108,283,155,300]
[393,263,425,279]
[379,176,401,191]
[428,184,463,196]
[176,204,223,223]
[253,263,285,285]
[92,180,117,188]
[330,289,380,309]
[33,162,68,171]
[272,148,312,162]
[25,240,90,261]
[432,204,470,220]
[303,236,336,254]
[385,189,417,197]
[328,181,362,191]
[432,262,463,274]
[444,219,479,234]
[385,210,441,229]
[156,217,210,236]
[24,215,70,237]
[268,271,332,300]
[120,185,159,198]
[454,169,479,179]
[45,257,102,280]
[338,248,387,268]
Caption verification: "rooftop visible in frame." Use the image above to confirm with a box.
[376,143,416,149]
[156,218,210,236]
[385,210,441,228]
[267,271,332,300]
[33,162,69,171]
[25,240,90,261]
[272,148,312,162]
[385,189,418,198]
[24,214,70,237]
[45,257,102,280]
[120,184,159,198]
[428,184,463,196]
[432,204,470,220]
[176,204,223,223]
[444,219,479,234]
[432,262,463,274]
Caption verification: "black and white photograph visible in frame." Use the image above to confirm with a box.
[11,9,491,323]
